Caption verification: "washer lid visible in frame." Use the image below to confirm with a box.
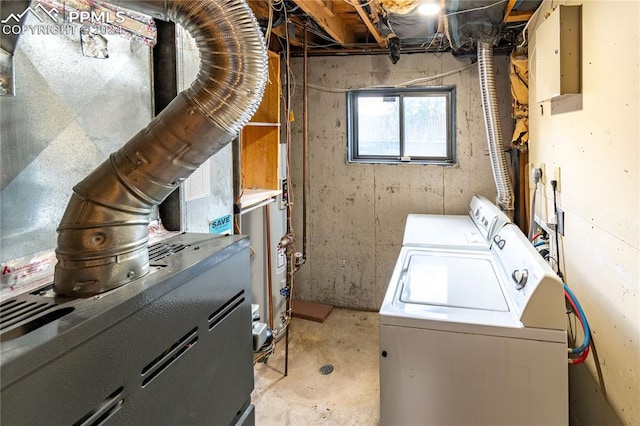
[399,251,509,312]
[403,214,487,248]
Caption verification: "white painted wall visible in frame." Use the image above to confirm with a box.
[289,53,513,310]
[529,1,639,424]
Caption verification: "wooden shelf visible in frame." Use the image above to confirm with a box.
[240,50,281,191]
[245,122,281,127]
[240,188,282,211]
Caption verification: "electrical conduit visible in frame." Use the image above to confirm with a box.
[54,0,267,296]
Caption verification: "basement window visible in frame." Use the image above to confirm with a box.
[347,87,456,165]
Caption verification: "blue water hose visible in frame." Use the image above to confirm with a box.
[564,283,591,354]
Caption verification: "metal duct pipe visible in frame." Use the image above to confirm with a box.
[54,0,267,296]
[477,42,514,217]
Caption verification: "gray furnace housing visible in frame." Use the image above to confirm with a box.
[0,233,254,425]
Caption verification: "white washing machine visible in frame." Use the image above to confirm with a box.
[403,194,511,250]
[380,202,568,425]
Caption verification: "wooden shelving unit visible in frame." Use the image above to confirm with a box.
[236,52,286,344]
[241,50,281,191]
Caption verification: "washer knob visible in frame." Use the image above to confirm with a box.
[512,269,529,290]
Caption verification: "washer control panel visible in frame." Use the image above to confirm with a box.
[491,224,565,330]
[468,195,511,243]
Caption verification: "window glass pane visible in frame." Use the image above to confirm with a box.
[404,96,448,157]
[357,96,400,156]
[347,88,455,164]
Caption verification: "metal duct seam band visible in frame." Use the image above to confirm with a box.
[54,0,267,296]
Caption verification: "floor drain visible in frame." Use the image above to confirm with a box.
[319,364,334,375]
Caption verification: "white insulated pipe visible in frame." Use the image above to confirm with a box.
[477,41,514,217]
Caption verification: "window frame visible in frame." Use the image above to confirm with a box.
[346,86,456,165]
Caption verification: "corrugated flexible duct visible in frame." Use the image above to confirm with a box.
[477,41,514,217]
[54,0,267,296]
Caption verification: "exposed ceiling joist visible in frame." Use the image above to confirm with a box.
[504,0,518,18]
[504,11,534,22]
[504,0,534,22]
[353,3,388,48]
[246,0,305,46]
[314,0,335,17]
[291,0,357,45]
[368,0,381,23]
[271,25,305,47]
[247,0,540,56]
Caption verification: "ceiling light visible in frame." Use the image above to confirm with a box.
[418,1,441,16]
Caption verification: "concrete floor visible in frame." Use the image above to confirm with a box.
[252,309,380,425]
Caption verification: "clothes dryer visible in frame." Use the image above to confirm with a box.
[403,194,511,249]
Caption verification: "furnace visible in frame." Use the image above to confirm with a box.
[1,233,255,425]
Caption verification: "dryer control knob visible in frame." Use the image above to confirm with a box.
[512,269,529,290]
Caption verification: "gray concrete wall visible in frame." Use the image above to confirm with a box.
[289,53,514,311]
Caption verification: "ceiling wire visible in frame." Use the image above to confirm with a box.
[305,61,476,93]
[394,62,476,86]
[420,10,444,50]
[306,40,381,49]
[264,0,275,55]
[517,4,543,47]
[281,6,297,102]
[444,0,508,17]
[343,0,375,7]
[420,32,441,50]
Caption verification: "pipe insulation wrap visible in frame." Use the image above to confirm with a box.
[477,42,514,217]
[54,0,267,296]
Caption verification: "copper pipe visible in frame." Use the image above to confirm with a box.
[291,46,450,57]
[284,319,289,376]
[265,204,274,330]
[302,24,309,262]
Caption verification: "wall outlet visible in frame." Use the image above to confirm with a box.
[530,163,545,185]
[553,166,561,192]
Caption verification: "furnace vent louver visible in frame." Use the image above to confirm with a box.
[148,242,189,263]
[0,299,74,342]
[0,299,56,328]
[141,327,198,387]
[208,290,245,331]
[73,387,124,426]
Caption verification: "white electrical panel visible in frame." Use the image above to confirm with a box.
[535,5,582,102]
